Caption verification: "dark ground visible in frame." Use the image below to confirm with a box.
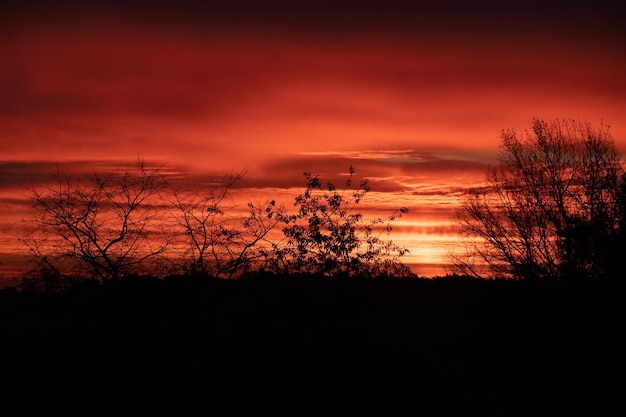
[1,274,624,415]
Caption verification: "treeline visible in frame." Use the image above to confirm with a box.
[18,164,412,290]
[14,117,626,289]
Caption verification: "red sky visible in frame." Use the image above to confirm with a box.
[1,1,625,277]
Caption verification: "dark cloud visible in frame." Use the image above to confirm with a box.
[160,150,490,201]
[242,149,491,192]
[0,159,170,188]
[3,1,624,39]
[0,161,64,187]
[411,187,474,197]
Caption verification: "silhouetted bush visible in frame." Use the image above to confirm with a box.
[266,166,413,278]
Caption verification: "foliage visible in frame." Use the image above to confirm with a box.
[19,160,170,283]
[269,166,413,278]
[453,118,626,281]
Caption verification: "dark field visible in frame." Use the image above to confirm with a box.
[1,274,623,414]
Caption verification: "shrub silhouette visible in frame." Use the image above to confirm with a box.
[453,118,626,281]
[268,166,413,278]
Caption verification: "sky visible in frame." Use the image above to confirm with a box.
[1,1,625,278]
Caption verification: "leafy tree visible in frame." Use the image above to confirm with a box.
[19,160,170,283]
[453,118,625,281]
[170,170,286,279]
[271,166,412,278]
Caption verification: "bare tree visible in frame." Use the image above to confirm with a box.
[20,159,170,283]
[170,171,286,278]
[453,118,625,281]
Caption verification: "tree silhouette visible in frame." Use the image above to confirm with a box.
[271,166,412,277]
[20,159,170,283]
[453,118,625,281]
[170,170,286,278]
